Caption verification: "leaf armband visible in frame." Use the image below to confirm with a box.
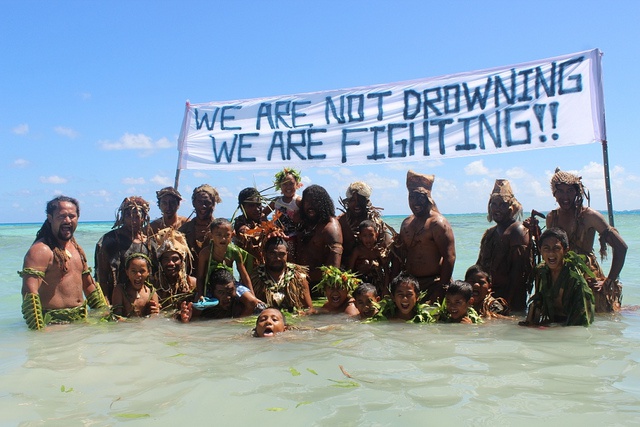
[86,286,108,309]
[21,293,49,330]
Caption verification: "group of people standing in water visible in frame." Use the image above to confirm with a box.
[19,166,627,333]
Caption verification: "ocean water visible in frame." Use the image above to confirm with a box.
[1,213,639,426]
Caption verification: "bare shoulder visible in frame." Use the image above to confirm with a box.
[581,207,609,230]
[322,217,343,238]
[505,221,528,245]
[23,241,53,268]
[428,212,452,230]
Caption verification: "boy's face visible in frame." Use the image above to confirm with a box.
[445,293,470,321]
[325,286,349,309]
[126,258,150,290]
[393,282,417,318]
[358,226,378,250]
[210,224,233,248]
[213,281,236,309]
[540,236,567,273]
[279,174,298,198]
[159,195,180,217]
[255,308,285,337]
[354,291,380,318]
[468,272,490,308]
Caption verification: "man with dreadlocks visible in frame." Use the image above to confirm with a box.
[19,196,108,330]
[95,196,152,302]
[546,168,627,312]
[179,184,222,275]
[296,184,343,296]
[338,181,392,269]
[150,187,187,234]
[476,179,533,311]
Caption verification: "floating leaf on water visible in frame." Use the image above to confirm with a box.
[330,340,343,346]
[328,379,360,388]
[296,401,312,408]
[60,385,73,393]
[306,368,318,375]
[266,407,286,412]
[165,341,179,347]
[289,367,301,376]
[170,353,186,358]
[115,413,151,419]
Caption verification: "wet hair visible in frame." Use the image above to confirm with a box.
[539,227,569,249]
[446,280,473,301]
[357,219,377,233]
[390,272,420,295]
[254,307,286,326]
[263,235,289,253]
[209,268,235,287]
[125,252,152,270]
[209,217,232,231]
[464,265,492,283]
[300,184,335,224]
[352,282,378,299]
[46,195,80,217]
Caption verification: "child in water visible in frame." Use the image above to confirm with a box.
[522,227,595,327]
[464,265,510,318]
[352,283,381,320]
[376,273,433,322]
[435,280,482,324]
[253,307,287,337]
[347,220,390,296]
[111,253,160,318]
[315,266,360,316]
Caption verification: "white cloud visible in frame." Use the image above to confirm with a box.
[193,171,209,178]
[151,175,172,187]
[505,167,527,180]
[98,133,172,152]
[13,124,29,135]
[54,126,79,139]
[40,175,68,184]
[122,177,145,185]
[12,158,29,168]
[464,160,489,176]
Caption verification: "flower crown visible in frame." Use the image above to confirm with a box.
[312,266,361,293]
[274,168,303,191]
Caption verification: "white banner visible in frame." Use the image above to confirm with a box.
[177,49,605,170]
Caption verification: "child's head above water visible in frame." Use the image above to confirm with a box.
[445,280,473,321]
[390,273,420,320]
[357,220,378,249]
[125,253,152,290]
[464,265,491,309]
[352,283,380,318]
[208,268,236,308]
[315,266,360,311]
[254,307,286,337]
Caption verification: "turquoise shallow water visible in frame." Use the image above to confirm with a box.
[1,214,639,425]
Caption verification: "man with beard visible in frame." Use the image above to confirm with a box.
[150,187,187,234]
[545,168,627,312]
[296,184,343,294]
[477,179,533,311]
[338,181,391,265]
[394,170,456,303]
[251,236,314,313]
[178,184,222,274]
[20,196,108,330]
[95,196,152,302]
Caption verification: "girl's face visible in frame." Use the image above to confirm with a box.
[279,174,298,198]
[540,236,567,273]
[325,286,349,309]
[210,224,233,248]
[255,309,286,337]
[393,282,418,319]
[126,258,150,290]
[358,226,378,250]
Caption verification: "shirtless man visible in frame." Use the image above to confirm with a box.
[178,184,221,274]
[95,196,151,302]
[295,184,343,295]
[545,168,627,312]
[477,179,533,311]
[20,196,108,330]
[338,181,391,265]
[149,187,187,234]
[395,170,455,303]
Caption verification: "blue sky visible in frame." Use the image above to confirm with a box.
[2,0,639,224]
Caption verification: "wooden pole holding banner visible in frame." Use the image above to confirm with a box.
[173,100,191,193]
[601,139,615,227]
